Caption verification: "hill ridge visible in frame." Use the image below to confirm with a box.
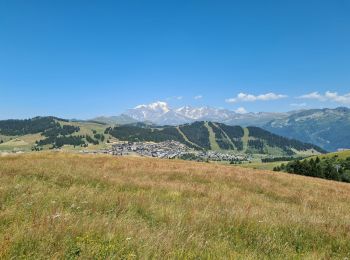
[107,121,326,156]
[0,117,326,156]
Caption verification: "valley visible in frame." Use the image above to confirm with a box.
[2,116,350,184]
[0,117,324,160]
[1,116,349,258]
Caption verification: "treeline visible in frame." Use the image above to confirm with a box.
[232,140,244,151]
[0,117,58,135]
[36,133,103,149]
[273,156,350,183]
[32,121,103,148]
[86,135,99,145]
[0,116,80,137]
[94,133,105,142]
[0,116,107,149]
[34,122,84,148]
[43,124,80,137]
[262,156,303,163]
[208,122,234,150]
[37,135,86,148]
[179,122,211,150]
[216,124,244,139]
[106,125,191,145]
[215,124,244,151]
[248,139,265,154]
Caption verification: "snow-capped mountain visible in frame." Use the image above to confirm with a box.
[175,106,235,121]
[124,101,172,123]
[124,101,288,126]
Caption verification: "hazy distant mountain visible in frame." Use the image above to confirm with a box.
[223,112,290,127]
[263,107,350,151]
[91,114,137,125]
[124,101,289,126]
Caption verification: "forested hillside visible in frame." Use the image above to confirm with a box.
[0,117,326,157]
[107,121,325,156]
[0,117,62,135]
[0,117,106,150]
[274,153,350,183]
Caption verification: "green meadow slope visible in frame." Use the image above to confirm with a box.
[0,152,350,258]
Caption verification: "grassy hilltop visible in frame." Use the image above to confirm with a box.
[1,152,350,259]
[0,117,112,152]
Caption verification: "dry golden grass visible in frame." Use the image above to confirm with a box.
[1,152,350,259]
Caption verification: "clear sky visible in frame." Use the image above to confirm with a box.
[1,0,349,119]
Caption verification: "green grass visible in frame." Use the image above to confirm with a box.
[213,122,236,150]
[204,122,220,151]
[60,120,107,136]
[176,126,201,149]
[242,127,249,152]
[0,133,45,152]
[241,150,350,171]
[1,152,350,259]
[316,150,350,160]
[237,161,289,171]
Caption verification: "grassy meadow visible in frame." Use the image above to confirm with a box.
[316,150,350,160]
[1,152,350,259]
[237,161,289,171]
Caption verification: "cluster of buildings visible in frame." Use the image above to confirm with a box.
[197,150,248,162]
[104,140,248,162]
[110,140,190,159]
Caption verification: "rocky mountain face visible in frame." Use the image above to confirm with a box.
[263,107,350,151]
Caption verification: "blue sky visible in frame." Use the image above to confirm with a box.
[1,0,349,119]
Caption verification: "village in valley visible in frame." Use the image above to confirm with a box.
[81,140,250,162]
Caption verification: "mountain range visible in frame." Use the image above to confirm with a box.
[265,107,350,152]
[93,101,289,126]
[92,102,350,151]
